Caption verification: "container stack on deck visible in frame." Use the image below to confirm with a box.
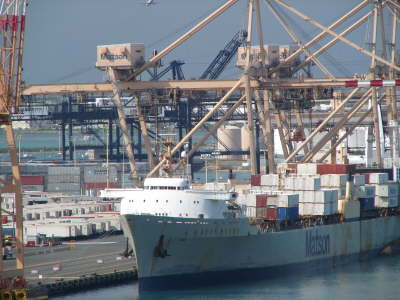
[245,163,400,222]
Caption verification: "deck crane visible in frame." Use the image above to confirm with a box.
[0,0,28,296]
[200,30,247,80]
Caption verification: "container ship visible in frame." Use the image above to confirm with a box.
[119,163,400,291]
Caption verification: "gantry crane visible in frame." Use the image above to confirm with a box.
[21,0,400,180]
[0,0,28,295]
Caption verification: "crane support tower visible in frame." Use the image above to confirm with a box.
[0,0,28,295]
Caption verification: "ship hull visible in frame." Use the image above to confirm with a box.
[120,214,400,291]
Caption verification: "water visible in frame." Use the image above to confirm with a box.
[53,254,400,300]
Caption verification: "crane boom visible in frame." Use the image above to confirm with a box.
[200,30,247,80]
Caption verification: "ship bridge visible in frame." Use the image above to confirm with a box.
[143,178,189,190]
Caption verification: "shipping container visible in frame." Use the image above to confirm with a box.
[266,206,277,220]
[338,200,360,221]
[369,173,389,184]
[47,174,81,184]
[359,197,375,211]
[251,175,262,186]
[353,175,366,186]
[84,183,118,189]
[359,185,375,198]
[277,207,299,220]
[277,194,299,207]
[312,203,332,215]
[47,183,81,195]
[298,163,355,175]
[375,182,399,197]
[83,166,118,183]
[21,175,44,186]
[22,185,44,192]
[375,196,398,208]
[256,195,267,207]
[256,207,267,218]
[260,174,279,186]
[321,174,347,187]
[48,166,81,176]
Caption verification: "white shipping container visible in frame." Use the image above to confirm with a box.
[375,183,399,197]
[283,176,296,190]
[297,163,317,175]
[260,174,279,186]
[278,194,299,207]
[312,203,332,216]
[375,196,398,208]
[267,196,278,206]
[302,190,332,203]
[245,194,257,207]
[299,202,314,215]
[369,173,389,184]
[321,174,347,187]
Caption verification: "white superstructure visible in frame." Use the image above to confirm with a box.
[120,177,237,219]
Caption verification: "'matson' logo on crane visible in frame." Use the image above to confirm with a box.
[101,53,128,61]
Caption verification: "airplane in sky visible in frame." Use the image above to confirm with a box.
[145,0,156,6]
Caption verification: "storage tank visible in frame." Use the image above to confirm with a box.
[217,125,242,160]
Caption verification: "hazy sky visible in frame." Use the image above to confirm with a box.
[23,0,383,85]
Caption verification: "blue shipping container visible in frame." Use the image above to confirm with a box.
[288,207,299,220]
[359,198,375,211]
[277,207,287,220]
[278,207,299,221]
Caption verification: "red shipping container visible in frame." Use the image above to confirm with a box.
[266,207,277,220]
[85,183,118,189]
[21,175,44,186]
[288,163,298,174]
[256,195,267,207]
[317,164,356,175]
[365,173,370,184]
[2,216,7,224]
[251,175,261,186]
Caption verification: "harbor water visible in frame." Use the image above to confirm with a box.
[53,254,400,300]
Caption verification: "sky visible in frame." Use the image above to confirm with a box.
[23,0,385,85]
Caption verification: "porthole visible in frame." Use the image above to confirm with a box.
[180,200,182,203]
[143,200,146,203]
[156,200,158,203]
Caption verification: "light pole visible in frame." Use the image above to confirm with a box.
[18,135,22,163]
[122,149,125,188]
[73,137,76,167]
[106,128,109,188]
[212,150,221,183]
[200,153,211,184]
